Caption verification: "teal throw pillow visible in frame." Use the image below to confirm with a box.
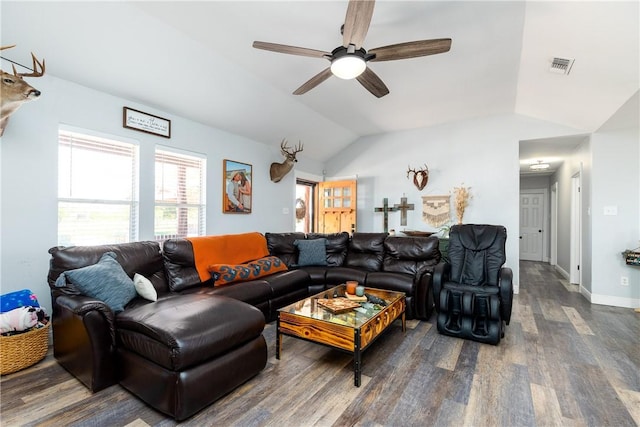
[294,238,328,266]
[55,251,137,313]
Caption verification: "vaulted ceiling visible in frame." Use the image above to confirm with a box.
[2,1,638,167]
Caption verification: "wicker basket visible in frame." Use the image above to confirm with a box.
[0,322,50,375]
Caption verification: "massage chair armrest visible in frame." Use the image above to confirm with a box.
[498,267,514,324]
[52,295,117,392]
[414,270,435,319]
[432,262,451,312]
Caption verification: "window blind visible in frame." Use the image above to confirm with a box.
[58,129,139,246]
[154,147,206,240]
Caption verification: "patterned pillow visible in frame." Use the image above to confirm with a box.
[54,251,137,313]
[207,256,288,286]
[294,238,328,266]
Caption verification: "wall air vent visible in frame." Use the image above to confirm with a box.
[550,57,574,75]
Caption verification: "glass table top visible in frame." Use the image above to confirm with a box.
[278,284,405,329]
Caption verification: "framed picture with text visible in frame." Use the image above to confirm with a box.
[223,159,252,214]
[123,107,171,138]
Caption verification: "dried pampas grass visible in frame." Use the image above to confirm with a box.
[453,184,472,224]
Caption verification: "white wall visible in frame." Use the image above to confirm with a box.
[520,175,549,190]
[0,75,323,309]
[324,114,585,293]
[589,91,640,308]
[550,91,640,308]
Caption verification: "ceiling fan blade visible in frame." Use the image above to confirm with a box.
[369,39,452,62]
[342,0,375,49]
[253,41,330,59]
[293,68,333,95]
[356,67,389,98]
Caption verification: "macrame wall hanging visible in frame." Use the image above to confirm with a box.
[422,195,451,227]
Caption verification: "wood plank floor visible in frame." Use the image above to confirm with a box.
[1,261,639,426]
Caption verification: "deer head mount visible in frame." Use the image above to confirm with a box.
[270,139,303,183]
[407,164,429,190]
[0,45,45,136]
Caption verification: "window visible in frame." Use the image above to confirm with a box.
[154,147,206,240]
[58,129,139,246]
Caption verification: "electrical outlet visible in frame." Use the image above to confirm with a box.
[621,276,629,286]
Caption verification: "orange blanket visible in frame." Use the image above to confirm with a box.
[186,232,270,282]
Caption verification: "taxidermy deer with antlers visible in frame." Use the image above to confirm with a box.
[0,45,45,136]
[407,164,429,190]
[270,139,304,183]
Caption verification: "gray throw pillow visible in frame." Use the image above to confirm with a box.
[294,238,328,266]
[55,251,137,313]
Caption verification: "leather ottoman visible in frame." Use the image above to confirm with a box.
[115,294,267,420]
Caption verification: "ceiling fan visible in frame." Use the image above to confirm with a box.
[252,0,452,98]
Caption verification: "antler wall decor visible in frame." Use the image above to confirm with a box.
[269,139,304,183]
[0,45,45,136]
[407,164,429,190]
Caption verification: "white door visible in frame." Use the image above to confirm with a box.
[520,191,545,261]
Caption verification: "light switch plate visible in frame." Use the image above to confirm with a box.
[603,206,618,215]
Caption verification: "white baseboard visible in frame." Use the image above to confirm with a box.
[555,265,570,280]
[589,293,640,309]
[549,265,638,309]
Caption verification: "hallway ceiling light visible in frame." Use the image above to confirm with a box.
[530,160,550,171]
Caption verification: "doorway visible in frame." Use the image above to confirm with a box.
[550,182,558,266]
[570,172,582,285]
[295,180,316,233]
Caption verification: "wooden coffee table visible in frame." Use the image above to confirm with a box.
[276,284,405,386]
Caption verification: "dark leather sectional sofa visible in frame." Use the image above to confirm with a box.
[47,231,440,420]
[265,232,440,320]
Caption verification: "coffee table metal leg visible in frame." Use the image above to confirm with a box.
[354,329,361,387]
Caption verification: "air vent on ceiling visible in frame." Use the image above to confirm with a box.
[550,57,574,75]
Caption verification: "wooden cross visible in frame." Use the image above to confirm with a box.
[393,197,414,226]
[374,198,397,233]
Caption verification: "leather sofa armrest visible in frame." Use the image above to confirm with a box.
[52,295,117,392]
[56,294,116,343]
[57,294,110,313]
[498,267,513,324]
[432,262,450,312]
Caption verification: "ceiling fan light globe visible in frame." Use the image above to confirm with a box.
[331,55,366,79]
